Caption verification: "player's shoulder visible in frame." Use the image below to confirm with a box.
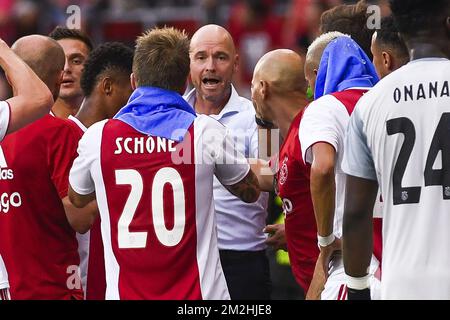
[35,114,79,138]
[83,119,108,138]
[77,120,108,153]
[304,93,347,118]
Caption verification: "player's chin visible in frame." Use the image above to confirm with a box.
[59,89,82,100]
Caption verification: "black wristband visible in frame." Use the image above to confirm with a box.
[347,287,371,300]
[255,115,275,129]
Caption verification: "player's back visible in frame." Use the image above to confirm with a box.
[357,58,450,299]
[82,115,233,299]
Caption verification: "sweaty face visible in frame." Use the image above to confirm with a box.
[190,35,237,105]
[371,32,388,79]
[58,38,90,101]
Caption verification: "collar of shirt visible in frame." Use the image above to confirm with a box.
[184,85,244,120]
[68,115,88,132]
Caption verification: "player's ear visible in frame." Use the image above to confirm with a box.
[233,54,239,74]
[130,73,137,90]
[102,77,113,96]
[382,51,392,71]
[260,80,268,100]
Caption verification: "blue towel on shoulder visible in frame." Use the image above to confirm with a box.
[114,86,196,142]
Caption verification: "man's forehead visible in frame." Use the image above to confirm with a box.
[191,41,233,54]
[191,32,234,51]
[58,38,89,55]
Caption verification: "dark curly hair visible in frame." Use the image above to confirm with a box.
[49,26,93,51]
[376,16,408,59]
[80,42,133,97]
[389,0,449,38]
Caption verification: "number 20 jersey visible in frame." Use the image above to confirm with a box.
[69,115,251,300]
[343,58,450,299]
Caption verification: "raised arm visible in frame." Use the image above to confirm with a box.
[0,39,53,134]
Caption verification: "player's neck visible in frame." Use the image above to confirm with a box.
[408,40,449,61]
[52,96,83,119]
[75,95,105,128]
[194,89,231,115]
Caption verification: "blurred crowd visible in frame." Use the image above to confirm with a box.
[0,0,391,97]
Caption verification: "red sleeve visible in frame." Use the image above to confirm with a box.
[47,122,83,199]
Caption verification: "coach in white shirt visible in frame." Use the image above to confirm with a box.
[185,24,270,299]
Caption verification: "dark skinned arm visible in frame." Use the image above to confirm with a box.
[343,174,378,277]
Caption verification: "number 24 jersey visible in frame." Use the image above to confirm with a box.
[343,58,450,299]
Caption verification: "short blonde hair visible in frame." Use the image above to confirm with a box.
[306,31,349,66]
[133,27,190,92]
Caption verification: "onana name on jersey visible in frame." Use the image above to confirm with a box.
[393,80,449,103]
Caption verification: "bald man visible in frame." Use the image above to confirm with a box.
[300,33,380,300]
[184,24,271,300]
[11,35,65,101]
[0,35,85,299]
[250,49,320,298]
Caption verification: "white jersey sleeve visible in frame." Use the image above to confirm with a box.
[0,254,9,290]
[299,95,348,164]
[214,128,250,186]
[0,101,10,142]
[69,120,106,195]
[341,104,377,181]
[196,115,250,186]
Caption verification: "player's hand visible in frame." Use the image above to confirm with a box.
[264,224,287,251]
[318,237,342,279]
[305,255,327,300]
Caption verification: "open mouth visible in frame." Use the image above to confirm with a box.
[202,77,220,86]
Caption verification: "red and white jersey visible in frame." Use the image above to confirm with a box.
[0,101,10,291]
[0,114,84,299]
[0,255,8,290]
[68,116,106,300]
[275,110,319,292]
[69,115,250,300]
[299,89,368,238]
[0,101,10,142]
[343,58,450,299]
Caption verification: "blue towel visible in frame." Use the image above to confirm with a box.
[114,86,196,142]
[314,36,379,100]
